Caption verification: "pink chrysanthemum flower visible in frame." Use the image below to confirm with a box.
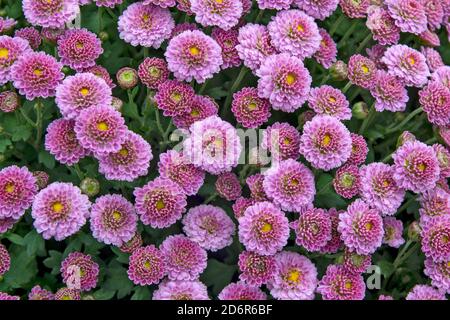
[54,288,81,300]
[232,197,255,220]
[55,73,112,119]
[218,282,267,300]
[347,54,377,89]
[247,174,269,202]
[10,51,64,100]
[419,81,450,126]
[236,23,276,73]
[134,177,187,229]
[419,187,450,225]
[215,172,242,201]
[308,85,350,120]
[238,251,277,286]
[118,3,174,48]
[45,118,89,166]
[406,284,446,300]
[74,105,127,156]
[176,0,194,14]
[0,91,19,112]
[33,171,49,191]
[211,28,241,69]
[84,65,116,89]
[190,0,243,31]
[424,258,450,294]
[183,115,242,175]
[142,0,176,7]
[61,252,99,291]
[154,80,195,117]
[172,95,218,129]
[432,66,450,89]
[171,22,199,38]
[317,264,365,300]
[263,159,315,212]
[321,208,344,254]
[421,47,444,72]
[231,87,271,129]
[339,0,370,18]
[424,0,444,30]
[23,0,80,28]
[0,244,10,277]
[338,199,384,255]
[0,17,17,34]
[333,164,360,199]
[366,44,387,69]
[31,182,90,241]
[256,0,292,9]
[127,245,166,286]
[294,0,338,20]
[268,10,321,60]
[386,0,427,34]
[342,247,372,274]
[153,280,210,300]
[160,234,207,281]
[238,201,290,255]
[381,44,430,87]
[370,70,409,112]
[0,217,17,234]
[268,251,317,300]
[138,58,169,90]
[94,0,123,7]
[28,286,54,300]
[15,27,41,50]
[366,5,400,46]
[182,204,235,251]
[90,194,137,246]
[299,115,352,171]
[347,133,368,166]
[119,232,143,253]
[262,122,301,162]
[0,292,20,300]
[166,30,222,83]
[257,53,311,112]
[359,163,405,216]
[421,215,450,262]
[0,165,37,220]
[291,208,332,252]
[379,295,394,300]
[433,144,450,178]
[383,217,405,248]
[41,27,65,43]
[419,29,441,47]
[314,28,337,69]
[392,141,440,193]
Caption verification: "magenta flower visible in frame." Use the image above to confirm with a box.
[232,197,255,220]
[172,95,218,129]
[320,208,344,254]
[0,17,17,34]
[419,187,450,225]
[342,247,372,274]
[54,288,81,300]
[261,122,301,161]
[15,27,41,50]
[28,286,54,300]
[406,284,446,300]
[0,244,10,277]
[433,144,450,178]
[366,5,400,45]
[257,0,292,10]
[383,217,405,248]
[119,232,143,254]
[419,81,450,126]
[370,70,409,112]
[190,0,242,31]
[138,58,169,90]
[238,251,277,286]
[347,54,377,89]
[142,0,176,7]
[247,174,268,202]
[211,28,241,69]
[153,280,209,300]
[317,264,365,300]
[0,217,17,234]
[231,87,271,128]
[346,133,368,166]
[215,172,242,201]
[421,47,444,72]
[94,0,124,7]
[294,0,338,20]
[314,28,337,69]
[386,0,428,34]
[218,282,267,300]
[61,252,99,291]
[424,258,450,294]
[421,215,450,262]
[84,65,116,89]
[23,0,80,28]
[128,245,166,286]
[154,80,195,117]
[0,292,20,300]
[339,0,370,18]
[333,164,360,199]
[308,85,350,120]
[291,207,332,252]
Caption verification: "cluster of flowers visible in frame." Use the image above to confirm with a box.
[0,0,449,300]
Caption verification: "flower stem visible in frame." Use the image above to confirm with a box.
[356,33,373,54]
[329,14,345,36]
[204,193,218,204]
[98,7,103,31]
[221,67,248,117]
[34,102,44,150]
[105,7,117,20]
[73,164,84,180]
[19,108,37,128]
[386,107,423,134]
[359,103,376,135]
[254,9,264,24]
[337,23,358,47]
[342,81,352,94]
[154,107,165,138]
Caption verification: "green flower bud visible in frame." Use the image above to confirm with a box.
[297,110,315,129]
[330,60,348,81]
[111,97,123,112]
[352,102,368,120]
[407,221,421,242]
[116,67,138,90]
[80,177,100,197]
[99,31,109,42]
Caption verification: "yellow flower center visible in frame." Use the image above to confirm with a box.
[361,65,369,74]
[297,24,304,32]
[443,235,449,244]
[52,202,64,213]
[328,96,336,103]
[156,200,165,210]
[0,48,9,59]
[112,211,122,221]
[33,68,42,76]
[118,148,128,157]
[261,222,272,233]
[285,73,296,85]
[290,178,299,186]
[62,295,72,300]
[345,281,353,289]
[75,42,84,49]
[418,163,426,171]
[288,269,300,283]
[382,180,390,187]
[149,66,160,77]
[142,14,150,23]
[189,46,200,56]
[247,101,257,111]
[97,122,109,131]
[365,222,373,231]
[322,134,331,147]
[407,56,415,66]
[144,260,152,269]
[170,92,182,103]
[283,137,291,145]
[191,109,200,117]
[216,0,223,3]
[80,87,90,96]
[4,182,14,193]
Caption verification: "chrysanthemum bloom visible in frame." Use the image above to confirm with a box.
[382,217,405,248]
[257,54,311,112]
[0,217,17,234]
[211,28,241,69]
[171,22,198,38]
[45,119,89,166]
[308,85,350,120]
[421,47,444,72]
[268,10,321,60]
[84,65,116,89]
[392,141,440,193]
[0,244,10,277]
[0,292,20,300]
[15,27,41,50]
[347,54,376,89]
[238,251,276,286]
[397,130,417,148]
[346,134,368,166]
[215,172,241,201]
[419,188,450,225]
[385,0,427,34]
[190,0,243,31]
[165,30,222,83]
[421,215,450,262]
[359,163,405,216]
[153,280,209,300]
[55,73,112,120]
[118,2,174,48]
[314,28,337,69]
[61,252,99,291]
[291,208,332,252]
[160,234,207,280]
[74,105,127,156]
[119,232,143,253]
[236,24,276,73]
[419,29,441,47]
[338,199,384,255]
[321,208,343,254]
[406,284,446,300]
[182,204,235,251]
[183,116,242,175]
[172,95,218,129]
[0,165,37,220]
[54,288,81,300]
[31,182,90,240]
[134,177,187,228]
[425,0,444,30]
[261,122,301,162]
[22,0,80,28]
[317,264,365,300]
[158,150,205,196]
[432,144,450,178]
[366,44,387,70]
[57,28,103,71]
[0,17,16,34]
[142,0,176,7]
[94,0,123,7]
[10,51,64,100]
[154,80,195,117]
[293,0,338,20]
[246,174,268,202]
[127,245,166,286]
[111,97,123,111]
[90,194,137,246]
[33,171,49,191]
[263,159,315,212]
[41,27,65,43]
[378,295,394,300]
[339,0,370,18]
[419,81,450,126]
[238,201,290,255]
[218,282,267,300]
[0,91,19,112]
[366,5,400,46]
[370,70,409,112]
[432,66,450,89]
[299,115,352,171]
[342,247,371,274]
[231,87,270,128]
[138,58,169,90]
[232,197,255,220]
[256,0,292,9]
[424,257,450,294]
[176,0,194,14]
[381,44,430,87]
[28,286,54,300]
[97,131,152,182]
[333,164,360,199]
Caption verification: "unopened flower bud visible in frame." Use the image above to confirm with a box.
[0,91,20,113]
[396,131,416,148]
[116,67,138,89]
[99,31,109,42]
[352,102,368,120]
[111,97,123,112]
[407,221,421,242]
[330,60,348,81]
[297,110,315,129]
[80,177,100,197]
[33,171,49,190]
[62,66,71,75]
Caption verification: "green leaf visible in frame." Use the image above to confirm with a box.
[4,233,26,246]
[38,150,56,169]
[1,245,37,289]
[0,138,12,152]
[378,260,395,278]
[111,247,130,264]
[122,102,141,121]
[200,259,237,296]
[131,287,150,300]
[43,250,63,275]
[11,125,32,142]
[103,261,134,299]
[24,229,46,257]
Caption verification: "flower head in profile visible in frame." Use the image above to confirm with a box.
[383,217,405,248]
